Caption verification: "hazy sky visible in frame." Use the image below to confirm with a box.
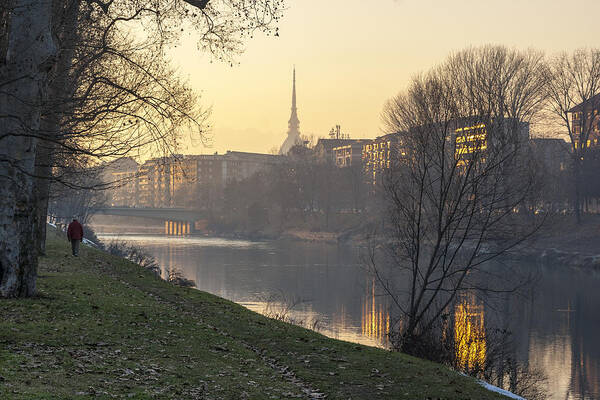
[170,0,600,155]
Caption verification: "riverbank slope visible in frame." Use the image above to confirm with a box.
[0,232,509,399]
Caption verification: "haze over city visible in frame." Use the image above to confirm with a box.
[172,0,600,154]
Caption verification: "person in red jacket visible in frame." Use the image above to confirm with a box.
[67,217,84,256]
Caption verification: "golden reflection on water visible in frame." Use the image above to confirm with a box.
[361,279,390,346]
[166,241,174,280]
[454,294,486,372]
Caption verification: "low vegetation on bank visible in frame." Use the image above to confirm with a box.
[0,230,509,399]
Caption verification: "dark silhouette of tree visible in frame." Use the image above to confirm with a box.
[546,49,600,222]
[372,46,547,356]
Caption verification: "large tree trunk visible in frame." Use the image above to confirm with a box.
[0,0,57,297]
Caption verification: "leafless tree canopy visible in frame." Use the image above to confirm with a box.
[546,49,600,221]
[45,0,284,179]
[375,46,547,352]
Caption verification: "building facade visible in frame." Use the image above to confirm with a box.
[121,152,281,210]
[453,119,529,166]
[101,157,139,207]
[313,138,360,164]
[137,157,175,208]
[361,133,405,185]
[333,140,369,167]
[569,94,600,150]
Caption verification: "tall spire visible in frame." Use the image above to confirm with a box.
[288,66,299,130]
[291,66,297,112]
[279,66,302,155]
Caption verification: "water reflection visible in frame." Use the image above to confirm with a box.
[98,234,265,249]
[454,294,486,372]
[96,233,600,400]
[521,270,600,400]
[361,278,390,346]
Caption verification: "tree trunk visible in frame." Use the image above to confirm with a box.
[573,157,582,224]
[0,0,56,297]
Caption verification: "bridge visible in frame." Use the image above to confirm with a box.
[93,207,206,221]
[92,207,208,235]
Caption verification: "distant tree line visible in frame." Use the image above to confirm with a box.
[214,146,368,235]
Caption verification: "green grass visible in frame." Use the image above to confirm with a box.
[0,230,508,399]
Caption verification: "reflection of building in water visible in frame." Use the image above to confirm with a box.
[328,304,349,340]
[455,295,486,371]
[528,333,572,399]
[361,279,390,345]
[571,350,600,400]
[569,298,600,400]
[161,241,174,281]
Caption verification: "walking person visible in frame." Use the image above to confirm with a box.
[67,217,84,256]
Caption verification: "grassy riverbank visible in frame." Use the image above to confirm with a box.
[0,231,508,399]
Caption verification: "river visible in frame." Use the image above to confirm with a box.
[97,233,600,400]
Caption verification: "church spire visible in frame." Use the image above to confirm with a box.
[279,67,302,155]
[288,66,299,130]
[291,66,297,112]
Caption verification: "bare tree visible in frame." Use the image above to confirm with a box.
[546,49,600,222]
[372,46,547,356]
[47,163,108,225]
[34,0,207,255]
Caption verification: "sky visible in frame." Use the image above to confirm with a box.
[169,0,600,155]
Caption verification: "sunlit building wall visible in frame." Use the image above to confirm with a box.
[169,157,199,208]
[137,158,163,207]
[333,141,368,167]
[454,123,488,165]
[453,119,529,165]
[223,151,281,183]
[361,133,405,185]
[313,138,360,164]
[569,94,600,150]
[136,152,280,210]
[568,96,600,211]
[101,157,140,207]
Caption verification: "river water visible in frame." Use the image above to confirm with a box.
[97,233,600,400]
